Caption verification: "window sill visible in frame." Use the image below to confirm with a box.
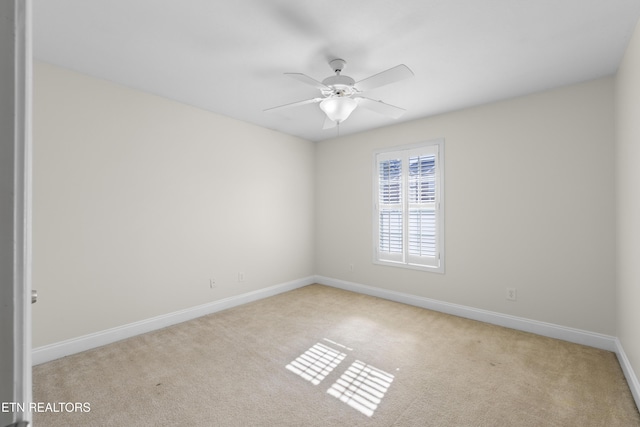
[373,259,445,274]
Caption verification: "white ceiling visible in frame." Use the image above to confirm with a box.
[33,0,640,142]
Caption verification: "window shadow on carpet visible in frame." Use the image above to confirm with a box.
[286,338,395,417]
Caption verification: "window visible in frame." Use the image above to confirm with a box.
[373,140,444,273]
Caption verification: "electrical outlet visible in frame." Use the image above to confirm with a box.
[209,278,216,289]
[349,263,354,272]
[506,287,517,301]
[238,272,245,282]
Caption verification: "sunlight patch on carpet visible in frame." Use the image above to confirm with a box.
[286,342,347,385]
[326,360,394,417]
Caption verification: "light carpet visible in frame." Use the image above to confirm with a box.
[33,284,640,426]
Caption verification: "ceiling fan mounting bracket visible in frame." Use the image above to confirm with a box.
[329,58,346,74]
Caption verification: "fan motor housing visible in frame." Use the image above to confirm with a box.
[322,75,356,97]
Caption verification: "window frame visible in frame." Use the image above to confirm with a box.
[372,139,445,274]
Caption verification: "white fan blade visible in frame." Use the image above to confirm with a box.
[285,73,331,90]
[355,64,414,92]
[264,97,323,112]
[322,115,337,129]
[355,97,406,119]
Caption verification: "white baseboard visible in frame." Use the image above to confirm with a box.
[616,338,640,410]
[315,276,618,352]
[32,274,640,410]
[32,276,315,365]
[318,275,638,409]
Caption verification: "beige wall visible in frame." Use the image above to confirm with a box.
[32,62,315,347]
[33,60,619,348]
[616,20,640,387]
[316,78,616,334]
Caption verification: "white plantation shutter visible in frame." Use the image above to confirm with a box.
[374,141,443,272]
[409,210,436,257]
[378,156,403,262]
[407,152,437,263]
[379,210,403,255]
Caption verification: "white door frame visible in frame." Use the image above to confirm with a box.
[0,1,33,426]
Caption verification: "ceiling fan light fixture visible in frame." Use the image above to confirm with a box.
[319,97,357,123]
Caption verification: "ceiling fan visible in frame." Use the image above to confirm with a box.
[265,59,414,129]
